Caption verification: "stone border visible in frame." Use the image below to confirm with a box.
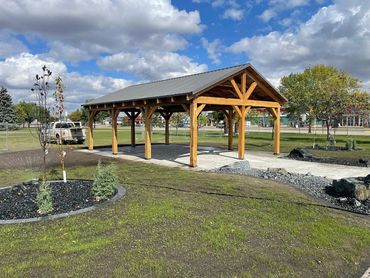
[0,180,126,225]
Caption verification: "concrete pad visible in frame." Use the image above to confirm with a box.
[79,144,370,180]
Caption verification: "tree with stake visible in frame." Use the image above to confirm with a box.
[31,65,53,214]
[53,75,67,183]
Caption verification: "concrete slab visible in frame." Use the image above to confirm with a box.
[79,144,370,180]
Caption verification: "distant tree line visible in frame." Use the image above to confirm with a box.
[280,64,370,140]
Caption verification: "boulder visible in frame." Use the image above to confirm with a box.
[288,148,314,159]
[332,178,370,201]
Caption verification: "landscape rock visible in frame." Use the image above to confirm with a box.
[219,160,250,174]
[288,148,314,159]
[332,178,370,201]
[215,163,370,215]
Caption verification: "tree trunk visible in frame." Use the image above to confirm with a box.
[325,120,330,141]
[308,119,312,134]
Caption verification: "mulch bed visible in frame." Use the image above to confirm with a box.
[288,147,369,167]
[0,180,115,220]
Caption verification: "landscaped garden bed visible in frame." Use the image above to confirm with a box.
[218,161,370,215]
[288,147,369,167]
[0,179,124,222]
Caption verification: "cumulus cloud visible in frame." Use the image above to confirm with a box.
[98,51,208,81]
[201,38,223,64]
[0,0,203,63]
[0,53,131,111]
[229,0,370,87]
[223,8,244,20]
[259,0,309,22]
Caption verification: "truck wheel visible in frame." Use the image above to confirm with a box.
[56,135,63,145]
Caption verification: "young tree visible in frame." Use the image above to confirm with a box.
[0,87,17,124]
[53,75,67,183]
[31,65,52,181]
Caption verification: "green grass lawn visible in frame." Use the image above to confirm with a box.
[0,160,370,277]
[2,127,368,160]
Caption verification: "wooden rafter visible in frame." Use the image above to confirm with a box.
[230,79,243,99]
[245,82,257,100]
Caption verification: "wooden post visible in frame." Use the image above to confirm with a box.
[88,110,96,150]
[227,108,233,150]
[165,116,171,145]
[144,106,156,160]
[190,102,198,167]
[130,114,135,147]
[238,106,246,159]
[159,111,172,145]
[111,109,118,155]
[274,106,281,155]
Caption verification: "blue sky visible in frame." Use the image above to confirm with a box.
[0,0,369,112]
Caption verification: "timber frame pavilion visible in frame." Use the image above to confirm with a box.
[83,64,287,167]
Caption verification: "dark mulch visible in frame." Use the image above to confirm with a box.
[288,147,369,167]
[0,180,115,220]
[0,148,114,170]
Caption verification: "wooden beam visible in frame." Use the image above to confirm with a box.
[233,106,242,118]
[254,80,281,103]
[230,79,243,99]
[111,109,118,155]
[144,106,154,160]
[238,106,246,159]
[245,100,280,108]
[189,101,197,167]
[165,115,171,145]
[267,107,278,119]
[87,110,97,150]
[245,82,257,100]
[227,107,233,151]
[196,96,243,106]
[196,104,206,117]
[241,71,247,94]
[273,107,281,155]
[181,104,189,113]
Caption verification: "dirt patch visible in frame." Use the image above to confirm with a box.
[0,148,114,170]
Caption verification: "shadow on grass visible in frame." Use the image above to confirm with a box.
[132,181,369,216]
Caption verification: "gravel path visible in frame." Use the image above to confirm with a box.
[217,162,370,215]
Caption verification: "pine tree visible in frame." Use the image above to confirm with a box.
[0,87,17,124]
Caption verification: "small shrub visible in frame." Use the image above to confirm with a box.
[345,139,357,151]
[36,180,53,214]
[92,161,118,201]
[345,139,353,151]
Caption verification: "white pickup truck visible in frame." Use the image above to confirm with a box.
[47,122,86,144]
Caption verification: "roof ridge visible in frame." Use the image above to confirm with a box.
[125,63,249,89]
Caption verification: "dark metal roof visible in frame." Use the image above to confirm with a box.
[86,64,286,106]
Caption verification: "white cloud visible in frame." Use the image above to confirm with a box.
[0,0,203,63]
[0,32,28,58]
[223,8,244,20]
[201,38,223,64]
[259,0,309,22]
[229,0,370,87]
[0,53,131,111]
[259,9,277,22]
[98,51,208,81]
